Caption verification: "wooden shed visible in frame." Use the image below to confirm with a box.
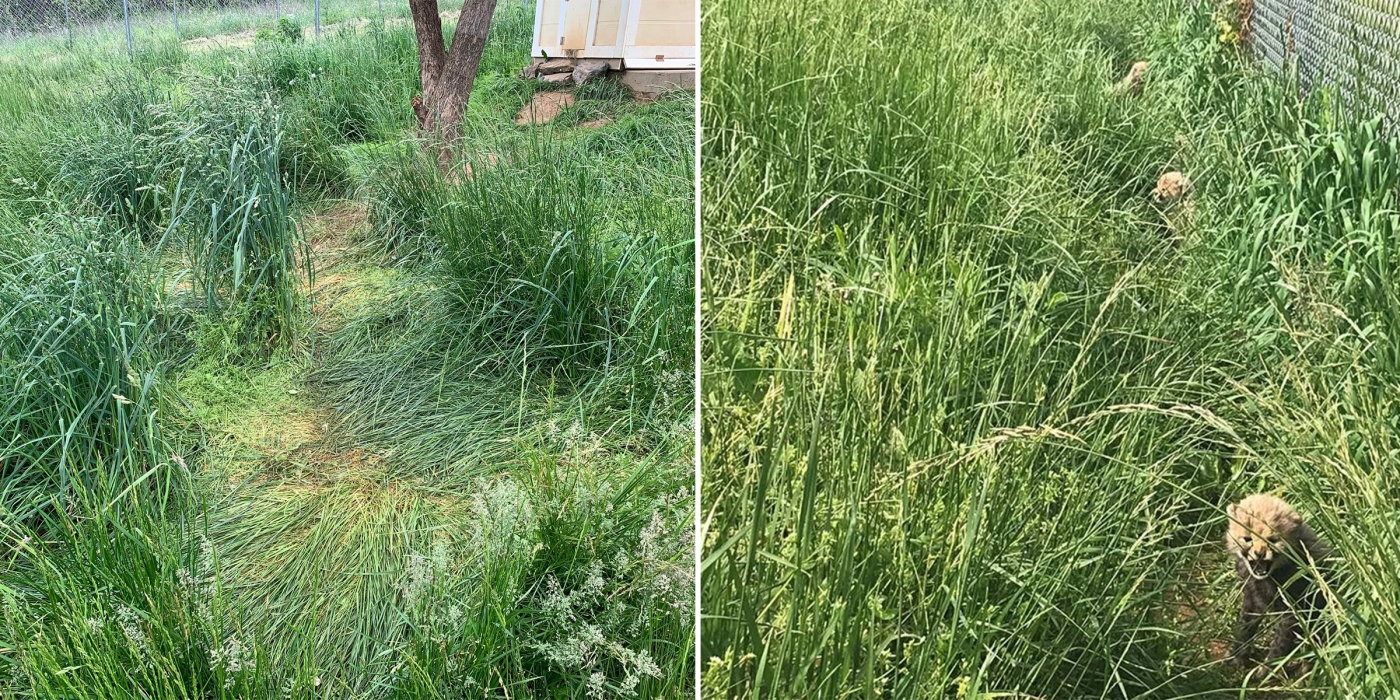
[529,0,695,79]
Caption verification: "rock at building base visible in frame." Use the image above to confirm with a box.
[572,60,610,85]
[537,58,575,75]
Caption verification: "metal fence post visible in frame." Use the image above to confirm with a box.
[275,0,281,20]
[122,0,133,56]
[63,0,72,47]
[315,0,321,38]
[172,0,179,38]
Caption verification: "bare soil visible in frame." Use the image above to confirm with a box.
[515,91,576,124]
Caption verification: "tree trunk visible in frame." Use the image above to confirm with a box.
[408,0,501,144]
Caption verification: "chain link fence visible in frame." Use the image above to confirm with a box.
[0,0,399,52]
[1247,0,1400,116]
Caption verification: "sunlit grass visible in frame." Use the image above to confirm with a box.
[0,1,695,696]
[701,0,1400,696]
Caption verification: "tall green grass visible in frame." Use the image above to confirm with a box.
[702,0,1400,696]
[0,2,694,697]
[187,123,310,351]
[0,207,180,521]
[332,96,696,468]
[365,135,688,376]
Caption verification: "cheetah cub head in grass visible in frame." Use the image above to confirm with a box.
[1152,171,1191,204]
[1225,494,1307,580]
[1114,61,1149,95]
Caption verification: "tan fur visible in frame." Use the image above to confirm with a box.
[1226,494,1331,575]
[1226,494,1302,570]
[411,95,429,130]
[1111,61,1148,96]
[1152,171,1191,204]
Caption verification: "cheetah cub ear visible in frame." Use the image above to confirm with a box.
[1225,503,1236,520]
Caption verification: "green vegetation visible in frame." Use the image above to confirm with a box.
[701,0,1400,696]
[3,0,403,52]
[0,4,694,698]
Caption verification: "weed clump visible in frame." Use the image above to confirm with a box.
[0,209,177,520]
[186,124,310,354]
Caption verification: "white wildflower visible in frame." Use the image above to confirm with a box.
[115,604,150,663]
[199,535,215,574]
[586,671,607,698]
[209,636,256,688]
[637,511,665,561]
[562,419,585,451]
[582,560,605,597]
[400,552,437,609]
[470,477,537,561]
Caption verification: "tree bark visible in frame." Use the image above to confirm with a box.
[408,0,501,143]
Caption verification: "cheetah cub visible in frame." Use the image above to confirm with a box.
[1225,494,1331,668]
[1111,61,1149,96]
[1152,171,1192,204]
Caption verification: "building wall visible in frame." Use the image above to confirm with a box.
[632,0,694,48]
[536,0,564,55]
[532,0,696,65]
[593,0,624,48]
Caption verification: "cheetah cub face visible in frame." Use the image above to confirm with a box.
[1123,61,1148,89]
[1226,494,1302,580]
[1152,171,1192,204]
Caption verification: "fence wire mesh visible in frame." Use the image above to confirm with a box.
[0,0,395,51]
[1247,0,1400,116]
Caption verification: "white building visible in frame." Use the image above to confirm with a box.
[529,0,695,91]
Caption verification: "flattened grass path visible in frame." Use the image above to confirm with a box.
[178,201,475,693]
